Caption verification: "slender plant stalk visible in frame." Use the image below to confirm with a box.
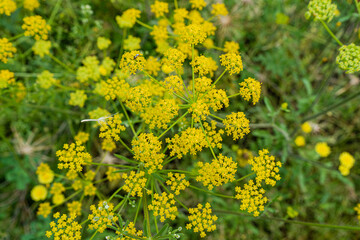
[158,111,188,138]
[320,20,343,46]
[199,120,217,160]
[189,185,234,199]
[234,172,255,182]
[48,53,76,74]
[136,20,153,29]
[48,0,63,25]
[120,101,138,138]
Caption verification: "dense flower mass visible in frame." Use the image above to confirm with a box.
[338,152,355,176]
[186,202,217,238]
[220,52,243,75]
[315,142,331,157]
[223,112,250,140]
[116,8,141,28]
[120,50,145,74]
[0,69,15,88]
[148,192,178,222]
[99,114,126,142]
[239,77,262,105]
[306,0,337,22]
[0,0,17,16]
[336,44,360,74]
[166,172,190,195]
[56,142,92,174]
[0,37,16,63]
[46,212,82,239]
[22,15,51,40]
[122,171,147,197]
[88,201,118,233]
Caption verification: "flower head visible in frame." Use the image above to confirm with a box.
[32,40,51,58]
[124,35,141,51]
[36,70,56,89]
[24,0,40,11]
[36,163,54,184]
[190,0,206,10]
[301,122,312,133]
[37,202,52,218]
[239,77,262,105]
[224,41,240,53]
[186,202,217,238]
[69,90,87,108]
[88,201,118,233]
[191,55,218,76]
[0,38,16,63]
[211,3,228,17]
[56,142,92,174]
[220,52,243,75]
[0,0,17,16]
[120,51,145,74]
[103,77,130,101]
[315,142,331,157]
[148,192,178,222]
[223,112,250,140]
[0,69,15,89]
[306,0,337,22]
[122,171,147,197]
[67,201,82,216]
[46,213,82,239]
[31,185,48,201]
[336,44,360,74]
[338,152,355,176]
[116,8,141,28]
[22,15,51,40]
[151,1,169,18]
[141,99,179,129]
[180,24,207,45]
[97,37,111,50]
[166,172,190,195]
[99,114,126,142]
[294,136,305,147]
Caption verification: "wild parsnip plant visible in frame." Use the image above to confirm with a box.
[2,0,360,239]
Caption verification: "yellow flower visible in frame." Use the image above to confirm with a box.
[124,35,141,51]
[150,0,169,18]
[287,206,299,218]
[306,0,337,22]
[36,70,56,89]
[223,112,250,140]
[224,41,239,53]
[74,132,89,144]
[31,185,47,201]
[0,0,17,16]
[37,202,52,218]
[84,183,96,196]
[174,8,188,23]
[141,99,179,129]
[88,201,118,233]
[249,149,282,186]
[235,148,253,167]
[148,192,178,222]
[196,154,237,190]
[121,222,144,239]
[52,194,65,205]
[69,90,87,108]
[235,180,267,217]
[100,57,116,76]
[315,142,331,157]
[116,8,141,28]
[162,48,186,71]
[97,36,111,50]
[336,43,360,74]
[0,69,15,89]
[191,55,218,77]
[125,85,152,112]
[46,212,82,239]
[101,138,116,152]
[294,136,305,147]
[120,50,145,75]
[301,122,312,133]
[36,163,54,184]
[220,52,243,75]
[0,38,17,63]
[99,114,126,142]
[56,142,92,173]
[50,182,65,195]
[166,172,190,195]
[23,0,39,11]
[186,202,217,238]
[164,75,184,93]
[190,0,206,10]
[338,152,355,176]
[22,15,51,40]
[211,3,228,17]
[106,167,122,182]
[151,25,169,43]
[67,201,82,216]
[122,171,147,197]
[145,56,161,76]
[76,56,101,82]
[102,76,130,101]
[202,38,214,49]
[180,24,207,45]
[239,77,262,105]
[354,203,360,220]
[132,133,165,174]
[88,108,110,127]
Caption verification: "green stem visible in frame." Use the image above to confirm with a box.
[143,190,152,237]
[228,92,241,98]
[48,54,76,74]
[117,28,127,67]
[192,44,195,101]
[212,69,227,87]
[52,190,81,208]
[118,137,134,154]
[86,161,134,169]
[320,20,343,46]
[8,33,24,42]
[174,0,178,8]
[120,101,137,138]
[158,111,188,138]
[214,210,360,231]
[199,120,217,160]
[48,0,63,26]
[209,113,224,121]
[354,0,360,19]
[189,185,234,199]
[136,20,153,29]
[234,172,255,182]
[108,186,124,202]
[89,229,99,240]
[134,197,143,223]
[302,90,360,122]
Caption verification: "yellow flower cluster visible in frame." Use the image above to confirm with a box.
[56,142,92,174]
[74,131,89,144]
[22,15,51,40]
[0,69,15,89]
[315,142,331,157]
[99,114,126,142]
[191,55,218,77]
[306,0,337,22]
[180,24,207,45]
[122,171,147,197]
[84,183,97,196]
[151,0,168,18]
[24,0,39,11]
[162,48,186,71]
[88,201,118,233]
[301,122,312,133]
[102,138,116,152]
[36,163,54,184]
[132,133,165,174]
[224,41,240,53]
[31,185,47,201]
[239,77,262,105]
[97,37,111,50]
[145,56,161,76]
[32,40,51,57]
[36,70,56,89]
[196,154,237,190]
[186,202,217,238]
[124,35,141,50]
[211,3,228,17]
[0,0,16,16]
[338,152,355,176]
[235,180,267,217]
[120,50,145,74]
[249,149,282,187]
[125,85,152,112]
[88,108,110,126]
[116,8,141,28]
[106,167,122,182]
[164,75,184,93]
[46,212,82,239]
[116,222,144,240]
[235,148,253,167]
[166,172,190,195]
[0,38,16,63]
[50,182,65,205]
[67,201,82,216]
[294,136,305,147]
[354,204,360,220]
[37,202,52,218]
[103,76,130,101]
[141,99,179,129]
[220,52,243,75]
[76,56,101,82]
[148,192,178,222]
[223,112,250,140]
[190,0,206,10]
[69,90,87,108]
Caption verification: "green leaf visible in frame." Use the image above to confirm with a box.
[264,97,275,113]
